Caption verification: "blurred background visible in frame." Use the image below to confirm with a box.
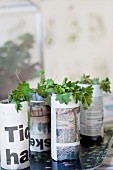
[0,0,113,99]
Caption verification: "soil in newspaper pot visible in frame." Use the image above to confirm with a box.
[78,75,111,145]
[35,71,93,161]
[30,93,51,155]
[0,81,33,169]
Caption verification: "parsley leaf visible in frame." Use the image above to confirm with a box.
[8,81,33,112]
[100,77,111,93]
[78,74,111,93]
[35,70,45,76]
[92,78,100,85]
[56,93,72,104]
[36,72,94,110]
[79,74,92,84]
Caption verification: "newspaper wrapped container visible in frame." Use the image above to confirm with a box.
[30,101,51,153]
[51,94,80,161]
[0,101,30,170]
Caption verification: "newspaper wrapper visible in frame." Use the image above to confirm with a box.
[0,101,30,170]
[51,94,80,161]
[103,93,113,128]
[80,84,104,138]
[30,101,51,153]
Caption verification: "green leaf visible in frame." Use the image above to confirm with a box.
[79,74,92,84]
[54,84,65,94]
[35,72,94,109]
[92,77,100,85]
[79,75,111,94]
[45,95,51,106]
[56,93,72,104]
[62,77,68,86]
[63,93,72,104]
[80,86,93,110]
[46,88,54,93]
[56,94,65,104]
[36,84,47,98]
[8,81,33,112]
[35,70,45,76]
[15,101,22,112]
[46,79,54,88]
[40,77,45,85]
[100,77,111,93]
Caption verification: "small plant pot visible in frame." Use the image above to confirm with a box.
[0,100,30,170]
[51,94,80,161]
[30,101,51,154]
[80,84,104,142]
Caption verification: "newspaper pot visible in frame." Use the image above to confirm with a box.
[0,100,30,170]
[30,101,51,154]
[51,94,80,161]
[80,84,104,142]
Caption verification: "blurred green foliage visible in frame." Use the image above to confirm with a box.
[0,33,40,99]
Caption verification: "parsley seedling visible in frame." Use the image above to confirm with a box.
[78,74,111,93]
[35,71,93,110]
[8,81,33,111]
